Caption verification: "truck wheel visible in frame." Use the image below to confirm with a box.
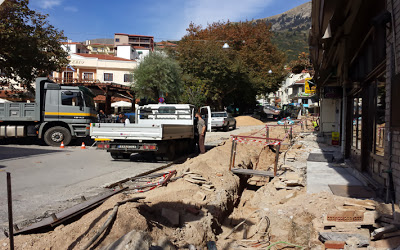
[223,125,229,132]
[166,143,176,160]
[122,153,131,159]
[44,126,71,147]
[110,152,122,160]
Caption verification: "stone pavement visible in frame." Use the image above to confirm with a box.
[298,133,365,194]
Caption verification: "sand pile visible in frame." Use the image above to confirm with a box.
[235,116,265,126]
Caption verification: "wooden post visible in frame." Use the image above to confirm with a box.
[7,172,14,250]
[229,138,235,170]
[230,140,238,171]
[266,126,270,143]
[274,143,281,176]
[290,126,293,141]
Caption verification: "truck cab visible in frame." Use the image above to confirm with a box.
[0,78,97,146]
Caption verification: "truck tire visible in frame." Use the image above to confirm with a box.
[110,152,122,160]
[122,153,131,159]
[44,126,72,147]
[166,143,176,160]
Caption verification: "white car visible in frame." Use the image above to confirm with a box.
[211,112,236,131]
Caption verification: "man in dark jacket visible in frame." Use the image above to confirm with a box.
[195,112,206,154]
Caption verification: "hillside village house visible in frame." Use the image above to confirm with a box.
[85,42,114,55]
[114,33,154,61]
[61,41,90,54]
[263,71,317,112]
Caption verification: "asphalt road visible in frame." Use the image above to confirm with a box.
[0,123,266,238]
[0,144,169,234]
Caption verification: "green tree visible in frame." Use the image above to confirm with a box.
[178,21,286,111]
[0,0,69,89]
[132,52,182,103]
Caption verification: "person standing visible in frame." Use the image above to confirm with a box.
[98,110,106,122]
[195,112,206,154]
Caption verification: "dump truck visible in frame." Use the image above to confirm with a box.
[0,77,97,146]
[91,104,211,160]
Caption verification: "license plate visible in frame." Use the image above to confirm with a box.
[117,145,138,149]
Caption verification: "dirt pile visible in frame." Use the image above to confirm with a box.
[235,116,265,126]
[0,133,278,249]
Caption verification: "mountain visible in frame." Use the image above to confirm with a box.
[255,1,311,62]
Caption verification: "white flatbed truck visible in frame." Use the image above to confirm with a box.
[90,104,211,160]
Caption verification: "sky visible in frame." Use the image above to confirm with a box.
[24,0,309,42]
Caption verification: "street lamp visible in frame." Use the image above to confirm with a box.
[222,43,230,49]
[268,69,273,74]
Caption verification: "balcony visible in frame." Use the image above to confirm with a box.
[289,92,315,99]
[52,77,101,84]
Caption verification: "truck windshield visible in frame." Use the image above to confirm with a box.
[83,94,95,108]
[78,86,95,108]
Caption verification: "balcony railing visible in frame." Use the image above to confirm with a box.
[52,77,101,84]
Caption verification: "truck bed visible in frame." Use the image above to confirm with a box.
[0,103,39,121]
[90,123,194,141]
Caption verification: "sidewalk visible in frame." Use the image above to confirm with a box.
[299,133,365,195]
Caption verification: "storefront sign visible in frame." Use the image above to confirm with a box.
[323,86,342,99]
[70,60,85,65]
[305,77,316,94]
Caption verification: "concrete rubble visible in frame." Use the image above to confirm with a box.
[1,117,400,249]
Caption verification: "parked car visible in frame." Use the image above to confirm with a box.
[278,104,300,119]
[263,105,281,119]
[211,111,236,131]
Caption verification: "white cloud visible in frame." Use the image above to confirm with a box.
[39,0,62,9]
[64,6,78,12]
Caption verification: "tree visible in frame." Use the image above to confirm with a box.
[0,0,68,89]
[177,21,286,111]
[132,52,182,103]
[288,52,313,74]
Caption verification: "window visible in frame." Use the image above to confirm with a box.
[374,81,386,156]
[77,48,81,53]
[158,106,176,114]
[83,72,93,81]
[138,51,143,55]
[92,47,98,52]
[124,74,133,82]
[115,38,120,42]
[63,72,73,83]
[104,73,113,81]
[61,91,84,107]
[352,97,362,149]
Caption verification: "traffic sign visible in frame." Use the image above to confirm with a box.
[158,97,165,103]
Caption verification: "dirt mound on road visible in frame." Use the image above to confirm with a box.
[1,131,277,249]
[235,116,265,126]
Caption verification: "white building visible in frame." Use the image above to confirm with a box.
[261,71,317,111]
[61,41,90,54]
[52,53,137,86]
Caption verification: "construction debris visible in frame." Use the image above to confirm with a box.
[3,121,400,250]
[184,172,215,191]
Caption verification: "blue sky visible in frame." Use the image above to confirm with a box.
[27,0,309,42]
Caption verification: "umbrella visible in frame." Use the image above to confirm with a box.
[111,101,132,108]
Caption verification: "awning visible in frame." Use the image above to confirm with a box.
[111,101,132,107]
